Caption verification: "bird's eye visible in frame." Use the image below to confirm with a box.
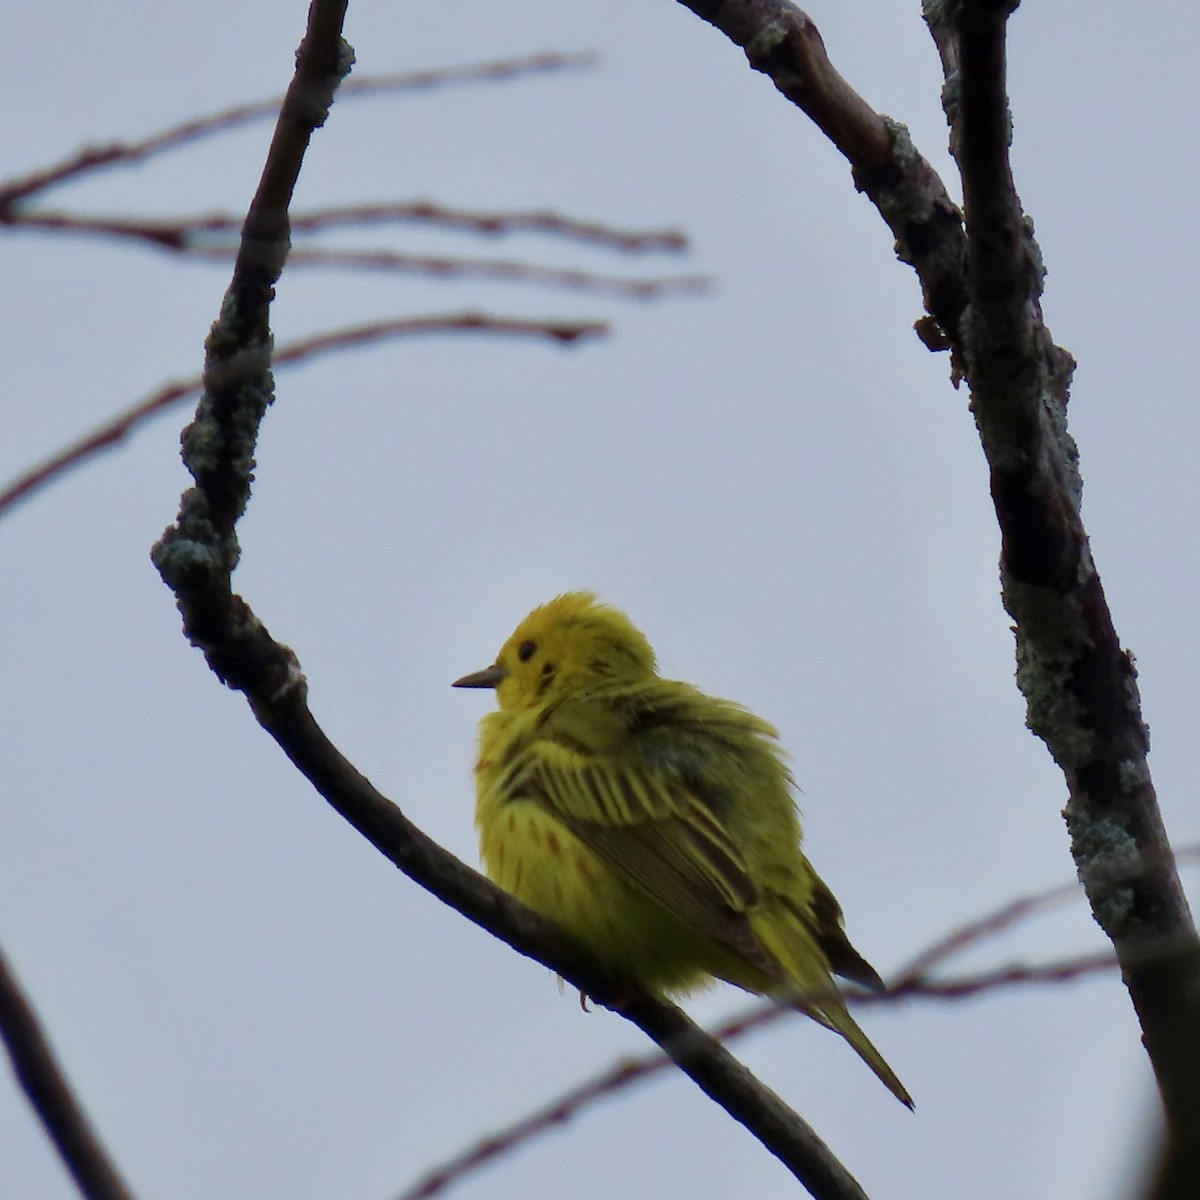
[517,640,537,662]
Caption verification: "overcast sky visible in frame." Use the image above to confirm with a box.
[4,2,1199,1199]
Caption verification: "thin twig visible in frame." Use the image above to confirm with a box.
[0,313,606,519]
[891,879,1082,983]
[241,247,709,295]
[393,865,1135,1200]
[0,52,595,209]
[13,203,689,254]
[287,202,688,249]
[0,947,137,1200]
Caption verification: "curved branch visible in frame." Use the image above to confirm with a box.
[400,851,1200,1200]
[674,0,968,348]
[147,7,866,1200]
[675,0,1200,1186]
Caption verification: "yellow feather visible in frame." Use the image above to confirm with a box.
[455,591,912,1108]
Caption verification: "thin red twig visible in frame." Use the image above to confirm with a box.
[0,52,596,209]
[394,881,1124,1200]
[397,842,1200,1198]
[286,202,687,250]
[12,203,688,254]
[0,313,606,519]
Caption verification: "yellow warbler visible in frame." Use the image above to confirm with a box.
[454,591,911,1108]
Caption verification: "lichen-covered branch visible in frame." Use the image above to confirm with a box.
[147,5,866,1198]
[674,0,968,348]
[676,0,1200,1179]
[926,3,1200,1159]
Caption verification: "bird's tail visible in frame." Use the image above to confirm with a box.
[749,899,913,1108]
[808,1000,914,1110]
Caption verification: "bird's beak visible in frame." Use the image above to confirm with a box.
[452,664,507,689]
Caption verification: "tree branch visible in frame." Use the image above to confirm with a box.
[673,0,968,350]
[251,705,874,1200]
[678,0,1200,1184]
[0,313,606,521]
[0,947,137,1200]
[11,202,689,255]
[147,6,866,1200]
[926,0,1200,1152]
[0,52,595,209]
[399,855,1192,1200]
[247,247,710,295]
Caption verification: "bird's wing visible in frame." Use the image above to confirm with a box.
[517,692,781,977]
[804,865,885,990]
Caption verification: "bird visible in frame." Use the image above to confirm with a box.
[453,591,912,1107]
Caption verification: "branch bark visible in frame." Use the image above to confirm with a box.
[674,0,1200,1181]
[674,0,968,349]
[930,4,1200,1164]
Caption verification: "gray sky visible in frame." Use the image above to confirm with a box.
[3,1,1197,1198]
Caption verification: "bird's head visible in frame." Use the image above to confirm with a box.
[453,591,656,711]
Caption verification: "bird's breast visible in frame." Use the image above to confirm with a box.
[476,787,601,924]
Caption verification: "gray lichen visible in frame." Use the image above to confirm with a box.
[1064,809,1140,932]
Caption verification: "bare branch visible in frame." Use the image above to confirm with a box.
[674,0,968,349]
[402,943,1123,1200]
[400,856,1198,1200]
[286,201,688,249]
[414,840,1200,1200]
[0,947,137,1200]
[673,0,1200,1160]
[0,51,595,209]
[147,9,864,1200]
[396,1055,665,1200]
[921,0,1200,1137]
[337,50,596,98]
[5,211,704,296]
[0,312,605,520]
[247,247,710,295]
[892,879,1082,982]
[13,202,689,254]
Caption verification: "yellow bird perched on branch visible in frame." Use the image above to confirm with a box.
[454,591,911,1108]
